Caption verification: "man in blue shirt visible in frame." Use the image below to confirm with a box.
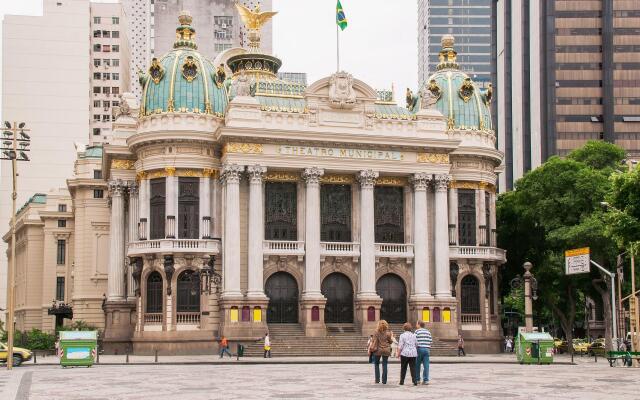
[414,320,432,384]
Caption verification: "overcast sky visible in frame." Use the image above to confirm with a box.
[0,0,417,106]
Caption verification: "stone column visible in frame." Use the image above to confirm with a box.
[302,167,324,299]
[138,174,149,240]
[220,163,243,298]
[410,173,431,299]
[165,167,177,238]
[199,170,212,238]
[434,175,452,298]
[448,186,458,245]
[357,170,379,298]
[126,182,138,301]
[247,165,267,299]
[355,170,382,334]
[478,186,487,245]
[107,180,126,301]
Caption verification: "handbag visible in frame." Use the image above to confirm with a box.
[368,336,379,354]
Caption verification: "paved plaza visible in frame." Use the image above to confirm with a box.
[0,355,638,399]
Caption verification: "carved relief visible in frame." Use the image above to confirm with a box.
[357,170,379,189]
[320,174,355,184]
[375,176,408,187]
[417,153,450,164]
[182,55,198,82]
[302,167,325,185]
[458,77,475,103]
[220,163,243,185]
[224,142,263,155]
[148,58,165,84]
[328,71,357,109]
[410,172,431,191]
[264,171,299,182]
[111,159,135,170]
[246,164,267,183]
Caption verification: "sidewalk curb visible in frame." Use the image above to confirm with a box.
[20,360,577,367]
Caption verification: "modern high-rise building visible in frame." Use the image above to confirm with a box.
[493,0,640,191]
[418,0,492,88]
[90,2,131,144]
[151,0,273,61]
[122,0,152,99]
[1,0,92,320]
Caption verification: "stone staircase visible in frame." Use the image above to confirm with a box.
[242,323,457,357]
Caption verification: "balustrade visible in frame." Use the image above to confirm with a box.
[176,312,201,325]
[461,314,482,324]
[144,313,162,325]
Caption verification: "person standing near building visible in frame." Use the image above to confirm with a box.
[458,334,466,356]
[415,320,432,385]
[397,322,418,386]
[219,336,232,358]
[263,332,271,358]
[366,335,374,363]
[370,319,393,384]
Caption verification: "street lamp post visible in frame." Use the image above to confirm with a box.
[523,262,535,333]
[1,121,31,370]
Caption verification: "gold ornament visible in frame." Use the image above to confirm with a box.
[416,153,450,164]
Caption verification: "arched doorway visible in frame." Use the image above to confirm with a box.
[376,274,407,323]
[146,272,163,314]
[460,275,480,315]
[265,272,298,323]
[321,273,353,323]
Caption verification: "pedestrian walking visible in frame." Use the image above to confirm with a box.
[369,319,393,384]
[219,336,232,358]
[397,322,418,386]
[263,332,271,358]
[457,334,466,356]
[366,335,374,363]
[415,320,432,385]
[505,337,513,353]
[391,332,398,359]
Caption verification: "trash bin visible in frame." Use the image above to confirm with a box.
[237,344,244,358]
[58,331,98,368]
[516,332,554,364]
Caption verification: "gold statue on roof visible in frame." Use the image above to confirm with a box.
[235,2,277,52]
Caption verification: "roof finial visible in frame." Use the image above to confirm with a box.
[235,2,277,53]
[437,34,458,71]
[174,10,197,50]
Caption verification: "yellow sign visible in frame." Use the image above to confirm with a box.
[565,247,590,275]
[278,145,404,161]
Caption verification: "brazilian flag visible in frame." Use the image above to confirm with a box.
[336,0,348,31]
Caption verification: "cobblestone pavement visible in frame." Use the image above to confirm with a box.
[0,356,638,400]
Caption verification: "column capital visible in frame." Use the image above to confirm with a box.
[302,167,324,185]
[433,174,451,192]
[128,181,139,196]
[220,163,243,185]
[108,179,126,197]
[357,170,379,189]
[410,172,431,191]
[246,164,267,184]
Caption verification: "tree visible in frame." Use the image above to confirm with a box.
[497,141,624,349]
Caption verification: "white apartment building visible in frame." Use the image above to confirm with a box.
[90,2,131,144]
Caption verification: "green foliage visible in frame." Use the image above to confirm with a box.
[502,286,525,315]
[605,167,640,249]
[1,329,56,350]
[497,141,625,339]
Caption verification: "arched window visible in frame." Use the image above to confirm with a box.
[433,307,441,322]
[177,270,200,312]
[461,275,480,314]
[146,272,163,313]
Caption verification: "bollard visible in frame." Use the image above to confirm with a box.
[33,351,37,364]
[594,351,597,363]
[96,348,100,364]
[154,349,158,363]
[126,352,129,363]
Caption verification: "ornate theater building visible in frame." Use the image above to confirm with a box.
[6,9,506,354]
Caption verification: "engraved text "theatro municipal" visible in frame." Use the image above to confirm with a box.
[278,146,404,161]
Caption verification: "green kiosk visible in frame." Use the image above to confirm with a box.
[516,332,554,364]
[59,331,98,367]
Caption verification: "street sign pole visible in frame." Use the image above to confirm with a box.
[590,260,617,347]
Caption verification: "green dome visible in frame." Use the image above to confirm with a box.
[418,35,493,132]
[139,11,228,117]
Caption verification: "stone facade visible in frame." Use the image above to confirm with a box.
[5,12,506,354]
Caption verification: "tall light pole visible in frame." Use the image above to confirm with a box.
[1,121,31,370]
[523,262,535,333]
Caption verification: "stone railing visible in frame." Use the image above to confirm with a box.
[449,246,506,262]
[263,240,305,260]
[461,314,482,324]
[144,313,163,325]
[176,312,201,325]
[374,243,414,263]
[127,238,221,256]
[320,242,360,261]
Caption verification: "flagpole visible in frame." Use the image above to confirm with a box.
[336,23,340,72]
